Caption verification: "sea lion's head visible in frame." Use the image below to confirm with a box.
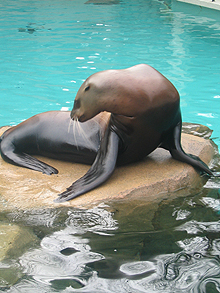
[70,71,113,122]
[71,70,138,122]
[70,82,97,122]
[71,65,180,123]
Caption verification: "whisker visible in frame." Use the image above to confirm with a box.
[73,118,79,150]
[94,113,110,125]
[76,120,97,150]
[93,113,111,137]
[68,119,72,133]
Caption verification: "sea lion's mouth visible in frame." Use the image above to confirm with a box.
[70,111,86,122]
[78,114,86,122]
[70,110,78,120]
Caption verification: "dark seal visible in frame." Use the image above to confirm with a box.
[0,64,215,202]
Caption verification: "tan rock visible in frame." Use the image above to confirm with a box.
[0,125,216,210]
[0,223,37,287]
[0,223,37,261]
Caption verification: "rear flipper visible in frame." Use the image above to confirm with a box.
[164,120,216,177]
[55,130,119,203]
[0,141,58,175]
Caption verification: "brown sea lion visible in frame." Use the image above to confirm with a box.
[0,64,215,202]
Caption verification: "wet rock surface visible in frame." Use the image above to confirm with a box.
[0,223,38,287]
[0,223,37,261]
[0,123,217,210]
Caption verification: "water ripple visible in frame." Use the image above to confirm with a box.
[176,220,220,234]
[65,206,118,234]
[120,261,156,276]
[5,210,220,292]
[19,227,104,284]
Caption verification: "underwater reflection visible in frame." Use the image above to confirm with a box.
[118,251,220,293]
[16,206,117,288]
[20,228,103,285]
[3,200,220,292]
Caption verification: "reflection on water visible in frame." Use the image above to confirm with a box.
[20,228,104,286]
[0,193,219,292]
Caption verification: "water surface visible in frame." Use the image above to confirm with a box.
[0,0,220,145]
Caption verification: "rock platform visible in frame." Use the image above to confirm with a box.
[0,124,217,210]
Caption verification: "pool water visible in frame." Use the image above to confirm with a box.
[0,0,220,292]
[1,0,220,146]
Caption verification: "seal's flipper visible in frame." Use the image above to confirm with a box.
[17,152,58,175]
[55,130,119,202]
[1,149,58,175]
[166,121,214,176]
[0,134,58,175]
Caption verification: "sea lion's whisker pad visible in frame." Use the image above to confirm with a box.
[0,64,217,202]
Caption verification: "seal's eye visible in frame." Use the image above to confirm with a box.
[84,85,90,92]
[74,99,80,109]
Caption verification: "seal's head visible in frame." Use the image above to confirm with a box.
[70,69,135,122]
[71,65,180,123]
[70,70,114,122]
[70,82,99,122]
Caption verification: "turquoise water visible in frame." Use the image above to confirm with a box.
[1,0,220,292]
[0,0,220,145]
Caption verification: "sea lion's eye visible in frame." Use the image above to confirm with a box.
[85,85,90,92]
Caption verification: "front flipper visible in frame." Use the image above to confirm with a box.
[55,130,119,203]
[165,120,214,176]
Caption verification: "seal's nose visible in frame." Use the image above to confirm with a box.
[70,110,76,120]
[71,98,81,120]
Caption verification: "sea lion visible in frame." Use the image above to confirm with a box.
[0,111,110,174]
[0,64,215,202]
